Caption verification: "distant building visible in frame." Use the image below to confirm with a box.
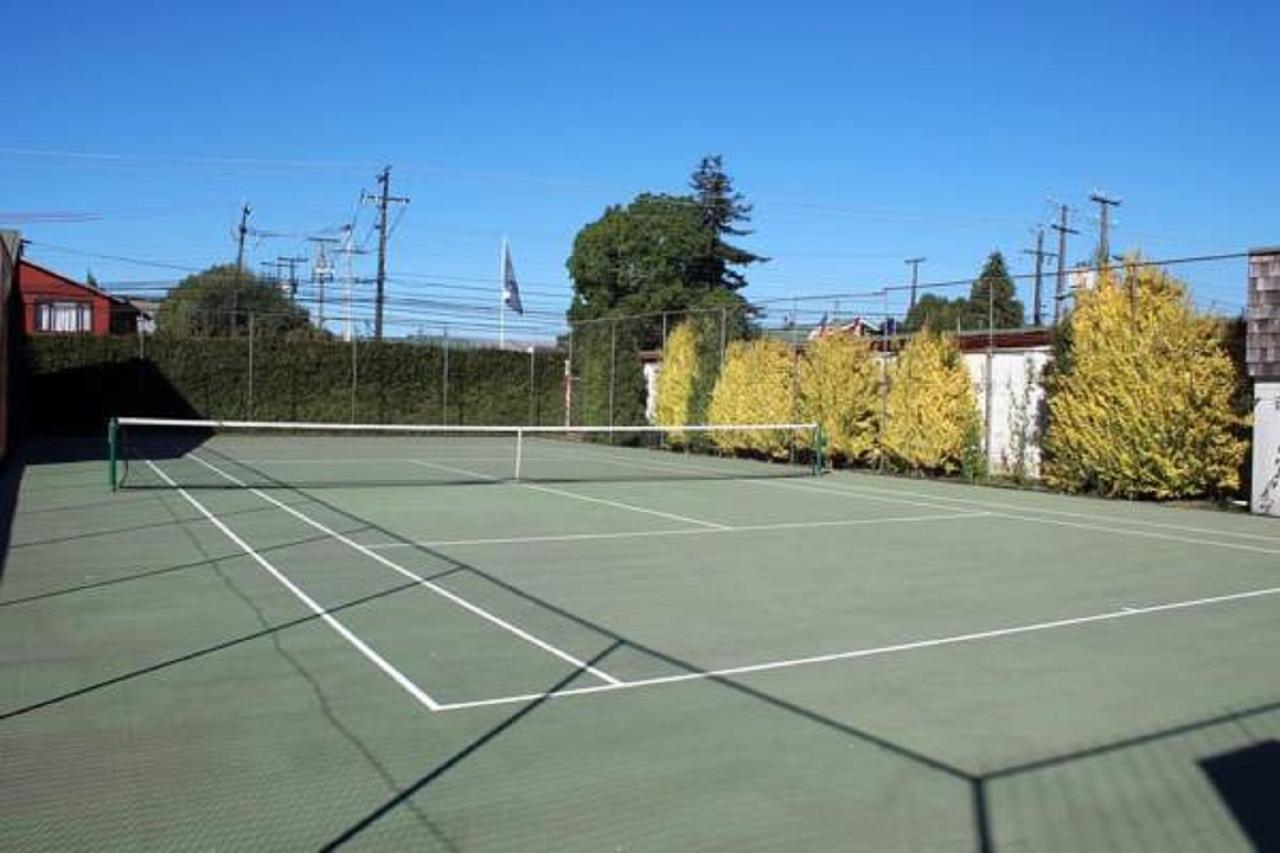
[17,260,141,336]
[118,296,161,334]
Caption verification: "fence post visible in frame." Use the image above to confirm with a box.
[528,346,536,425]
[985,283,995,469]
[565,327,574,427]
[247,313,255,419]
[107,417,118,491]
[880,295,890,474]
[719,306,727,369]
[608,319,617,437]
[442,324,450,425]
[350,332,358,423]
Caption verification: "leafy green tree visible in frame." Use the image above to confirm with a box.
[902,252,1025,332]
[567,194,753,346]
[156,265,311,337]
[903,293,968,333]
[566,160,765,425]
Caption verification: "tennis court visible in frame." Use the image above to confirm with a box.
[2,424,1278,851]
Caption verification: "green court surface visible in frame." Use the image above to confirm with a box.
[2,435,1278,851]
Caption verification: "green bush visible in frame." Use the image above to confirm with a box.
[23,335,568,432]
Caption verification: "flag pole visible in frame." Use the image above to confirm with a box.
[499,236,506,350]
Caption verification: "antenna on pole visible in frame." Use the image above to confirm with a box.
[307,236,340,332]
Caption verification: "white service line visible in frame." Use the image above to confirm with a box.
[522,482,730,530]
[436,582,1280,712]
[185,453,623,686]
[364,511,991,550]
[408,458,731,530]
[142,460,442,713]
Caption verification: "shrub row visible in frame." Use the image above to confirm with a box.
[23,335,569,433]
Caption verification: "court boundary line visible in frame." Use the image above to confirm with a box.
[766,479,1280,557]
[529,441,1280,553]
[142,460,443,712]
[407,458,731,530]
[184,452,624,687]
[434,581,1280,712]
[363,510,992,549]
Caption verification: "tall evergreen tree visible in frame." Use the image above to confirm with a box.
[964,251,1025,329]
[689,155,767,290]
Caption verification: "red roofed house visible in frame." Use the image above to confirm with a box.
[17,260,140,336]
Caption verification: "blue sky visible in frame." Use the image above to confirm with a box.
[3,0,1276,338]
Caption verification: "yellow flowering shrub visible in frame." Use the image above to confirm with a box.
[707,338,795,458]
[882,328,978,473]
[796,333,880,464]
[1043,263,1246,498]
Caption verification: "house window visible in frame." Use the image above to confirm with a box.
[35,301,93,333]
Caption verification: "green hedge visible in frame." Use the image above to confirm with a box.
[23,335,569,432]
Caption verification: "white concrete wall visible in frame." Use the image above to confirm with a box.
[1251,381,1280,516]
[962,348,1051,477]
[643,362,661,422]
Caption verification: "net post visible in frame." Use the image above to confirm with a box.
[108,417,119,492]
[812,424,825,477]
[514,427,524,481]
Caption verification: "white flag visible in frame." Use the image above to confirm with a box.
[502,242,523,315]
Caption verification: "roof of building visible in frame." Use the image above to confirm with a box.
[18,259,137,307]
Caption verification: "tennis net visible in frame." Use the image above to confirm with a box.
[109,417,824,490]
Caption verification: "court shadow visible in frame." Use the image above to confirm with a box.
[320,642,624,851]
[185,448,1280,852]
[1200,741,1280,852]
[0,530,342,608]
[0,451,22,581]
[0,566,462,723]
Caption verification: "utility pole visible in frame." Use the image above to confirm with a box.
[1022,229,1056,327]
[905,257,926,313]
[1089,190,1122,269]
[232,204,251,335]
[235,204,251,274]
[307,236,340,331]
[277,255,308,303]
[361,166,409,340]
[1050,204,1079,325]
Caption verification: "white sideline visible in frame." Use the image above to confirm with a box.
[184,453,624,687]
[435,582,1280,712]
[143,460,443,712]
[408,458,731,531]
[538,441,1280,553]
[364,511,992,549]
